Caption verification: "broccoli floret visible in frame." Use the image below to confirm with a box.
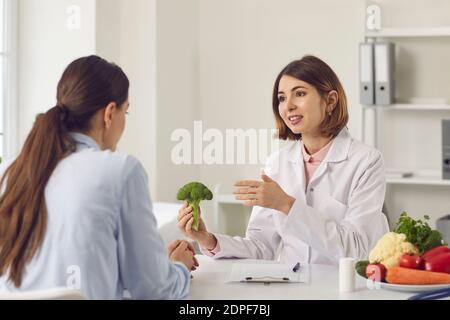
[177,182,213,231]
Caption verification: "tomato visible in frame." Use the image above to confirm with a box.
[422,246,450,262]
[399,253,423,269]
[366,264,387,282]
[424,252,450,274]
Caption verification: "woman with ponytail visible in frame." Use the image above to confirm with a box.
[0,55,196,299]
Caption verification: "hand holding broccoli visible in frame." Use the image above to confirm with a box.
[177,182,213,231]
[177,202,218,250]
[177,182,217,250]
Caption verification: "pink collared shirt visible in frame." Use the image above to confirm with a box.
[301,139,334,191]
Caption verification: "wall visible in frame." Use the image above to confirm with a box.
[17,0,96,146]
[154,0,200,202]
[194,0,450,232]
[96,0,158,199]
[96,0,200,203]
[18,0,161,199]
[94,0,201,220]
[16,0,450,233]
[195,0,366,233]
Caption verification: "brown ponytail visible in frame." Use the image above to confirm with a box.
[0,55,129,287]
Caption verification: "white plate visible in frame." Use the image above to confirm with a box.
[359,274,450,292]
[378,282,450,293]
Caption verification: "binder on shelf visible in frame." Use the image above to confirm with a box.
[359,42,375,105]
[374,42,395,105]
[443,120,450,180]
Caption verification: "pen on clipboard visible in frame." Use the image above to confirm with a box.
[244,277,290,282]
[292,262,301,273]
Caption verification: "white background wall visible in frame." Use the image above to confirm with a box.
[155,0,200,202]
[96,0,158,198]
[15,0,450,235]
[18,0,96,146]
[154,0,450,232]
[196,0,366,233]
[18,0,160,199]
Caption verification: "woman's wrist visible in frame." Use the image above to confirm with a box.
[201,232,218,251]
[280,195,296,215]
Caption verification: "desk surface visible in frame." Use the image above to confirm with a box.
[188,255,416,300]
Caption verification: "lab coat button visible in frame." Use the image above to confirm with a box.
[310,188,314,192]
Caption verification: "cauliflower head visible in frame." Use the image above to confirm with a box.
[368,232,419,269]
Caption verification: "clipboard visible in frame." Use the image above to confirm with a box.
[227,263,309,284]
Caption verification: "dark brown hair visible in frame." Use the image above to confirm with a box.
[0,55,129,287]
[272,55,348,140]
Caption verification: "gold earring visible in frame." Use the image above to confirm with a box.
[328,111,332,116]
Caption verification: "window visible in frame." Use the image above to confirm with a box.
[0,0,17,161]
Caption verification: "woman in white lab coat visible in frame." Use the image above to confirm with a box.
[0,56,197,299]
[178,55,389,265]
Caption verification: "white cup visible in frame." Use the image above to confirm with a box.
[339,257,356,292]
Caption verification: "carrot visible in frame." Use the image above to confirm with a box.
[386,266,450,285]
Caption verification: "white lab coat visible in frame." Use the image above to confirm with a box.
[206,128,389,265]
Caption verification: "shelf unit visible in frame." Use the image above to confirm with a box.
[212,184,250,234]
[364,104,450,111]
[362,27,450,187]
[385,170,450,186]
[386,176,450,186]
[366,27,450,38]
[216,194,242,205]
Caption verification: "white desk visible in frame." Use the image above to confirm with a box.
[188,255,416,300]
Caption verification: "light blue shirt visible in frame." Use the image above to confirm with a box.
[0,133,190,299]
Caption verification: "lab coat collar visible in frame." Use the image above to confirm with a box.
[288,128,352,164]
[70,132,101,150]
[324,128,352,163]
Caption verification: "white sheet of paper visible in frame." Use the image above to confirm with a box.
[227,263,309,283]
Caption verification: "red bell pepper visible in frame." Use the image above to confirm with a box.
[424,252,450,274]
[421,246,450,262]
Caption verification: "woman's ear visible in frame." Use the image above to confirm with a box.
[103,102,117,129]
[327,90,338,113]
